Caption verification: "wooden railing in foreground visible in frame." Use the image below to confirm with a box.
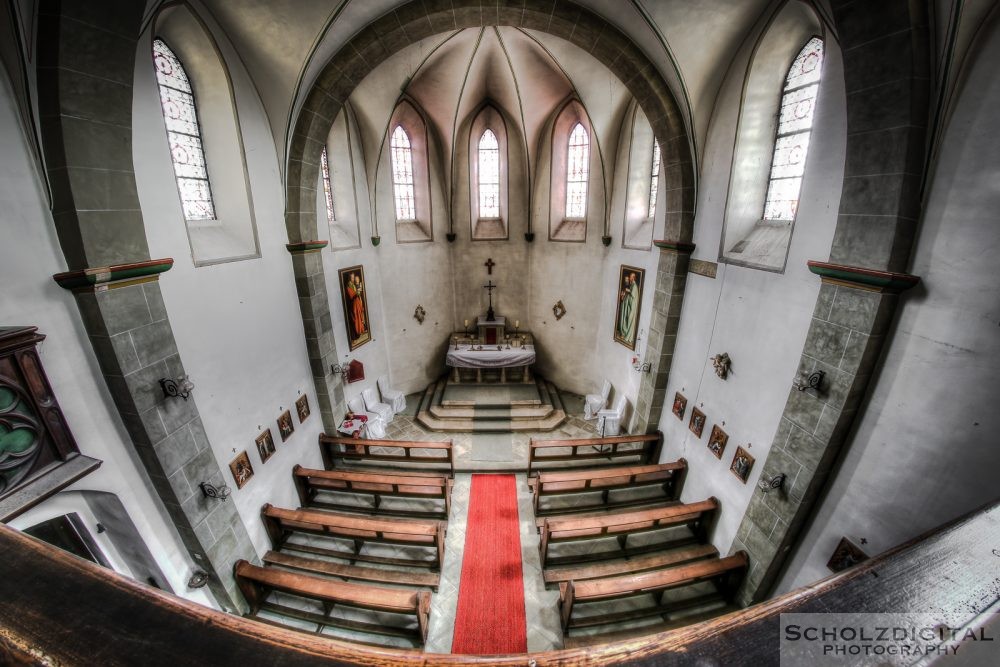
[0,499,997,665]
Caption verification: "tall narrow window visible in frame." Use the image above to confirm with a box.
[321,146,335,223]
[647,139,661,220]
[478,130,500,218]
[152,38,216,220]
[565,123,589,219]
[390,125,416,221]
[762,37,824,222]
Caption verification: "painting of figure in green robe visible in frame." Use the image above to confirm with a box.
[613,265,644,350]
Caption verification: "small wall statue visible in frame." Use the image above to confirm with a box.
[711,352,731,379]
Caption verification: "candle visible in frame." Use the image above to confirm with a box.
[464,319,470,327]
[515,320,519,328]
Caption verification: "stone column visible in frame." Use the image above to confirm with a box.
[630,241,694,434]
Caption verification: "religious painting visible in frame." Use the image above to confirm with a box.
[613,265,644,350]
[229,451,254,489]
[338,265,372,350]
[672,392,687,421]
[707,425,728,460]
[255,428,275,464]
[277,410,294,442]
[827,537,869,573]
[730,446,755,484]
[296,394,311,423]
[688,407,706,438]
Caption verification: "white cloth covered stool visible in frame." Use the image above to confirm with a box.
[362,387,394,424]
[377,375,406,415]
[584,379,612,420]
[597,395,628,436]
[346,396,386,439]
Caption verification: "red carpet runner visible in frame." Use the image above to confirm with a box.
[451,474,527,654]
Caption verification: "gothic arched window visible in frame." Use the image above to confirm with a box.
[762,37,824,222]
[152,38,216,221]
[390,125,416,221]
[565,123,590,219]
[320,145,335,223]
[478,130,500,219]
[647,139,661,220]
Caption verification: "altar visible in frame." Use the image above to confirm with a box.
[446,341,535,383]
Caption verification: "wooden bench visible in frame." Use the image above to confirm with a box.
[558,552,748,632]
[539,498,718,567]
[543,543,719,585]
[262,551,440,591]
[527,432,663,476]
[235,560,431,643]
[531,461,686,516]
[320,434,454,476]
[293,465,452,519]
[262,504,446,570]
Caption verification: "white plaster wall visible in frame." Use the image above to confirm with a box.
[0,70,208,603]
[133,12,324,557]
[656,30,846,556]
[778,16,1000,592]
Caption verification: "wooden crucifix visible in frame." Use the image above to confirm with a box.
[483,280,497,321]
[484,257,495,275]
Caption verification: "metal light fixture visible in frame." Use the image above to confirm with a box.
[187,570,210,589]
[199,481,231,502]
[632,357,652,373]
[160,375,194,400]
[758,473,786,494]
[793,369,826,393]
[331,362,350,380]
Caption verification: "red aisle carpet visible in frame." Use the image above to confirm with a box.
[451,474,527,654]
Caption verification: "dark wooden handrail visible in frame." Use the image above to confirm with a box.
[0,498,997,665]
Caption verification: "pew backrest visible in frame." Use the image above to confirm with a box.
[527,432,663,475]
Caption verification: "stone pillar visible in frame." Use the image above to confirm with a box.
[630,241,694,434]
[730,264,919,605]
[286,242,346,432]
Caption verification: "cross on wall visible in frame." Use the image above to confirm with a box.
[484,258,495,275]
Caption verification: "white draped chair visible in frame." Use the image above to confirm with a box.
[347,396,386,439]
[584,379,612,420]
[596,395,628,436]
[362,387,394,424]
[377,375,406,415]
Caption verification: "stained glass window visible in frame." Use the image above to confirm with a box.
[647,139,661,220]
[390,125,416,221]
[478,129,500,218]
[763,37,824,222]
[152,39,216,221]
[321,146,335,223]
[565,123,589,219]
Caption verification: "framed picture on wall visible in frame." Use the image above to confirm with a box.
[826,537,869,573]
[296,394,310,423]
[229,451,254,489]
[277,410,295,442]
[255,428,276,464]
[613,265,644,350]
[707,425,728,459]
[688,407,706,438]
[730,446,755,484]
[338,265,372,350]
[672,392,687,421]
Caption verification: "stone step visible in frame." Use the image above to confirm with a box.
[428,403,555,420]
[416,409,567,432]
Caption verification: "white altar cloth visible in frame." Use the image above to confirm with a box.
[446,344,535,369]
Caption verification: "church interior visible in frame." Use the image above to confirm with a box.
[1,0,998,663]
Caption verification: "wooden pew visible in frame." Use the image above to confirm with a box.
[558,552,748,633]
[527,432,663,476]
[293,465,452,519]
[262,504,446,570]
[262,551,440,591]
[319,434,454,476]
[539,498,718,567]
[235,560,431,644]
[531,460,686,516]
[543,543,719,585]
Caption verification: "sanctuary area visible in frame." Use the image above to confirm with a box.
[1,0,998,664]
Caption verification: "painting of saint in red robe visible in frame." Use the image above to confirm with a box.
[338,265,372,350]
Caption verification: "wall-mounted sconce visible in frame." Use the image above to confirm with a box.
[331,363,349,380]
[757,473,786,494]
[793,369,826,393]
[187,570,210,589]
[413,305,426,324]
[199,481,231,502]
[332,359,365,383]
[711,353,731,379]
[632,356,652,373]
[160,375,194,400]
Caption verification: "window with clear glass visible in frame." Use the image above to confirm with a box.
[762,37,824,222]
[390,125,416,221]
[647,139,661,220]
[152,38,216,220]
[478,129,500,218]
[565,123,589,219]
[321,146,335,223]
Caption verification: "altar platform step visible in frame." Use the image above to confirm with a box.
[416,377,566,433]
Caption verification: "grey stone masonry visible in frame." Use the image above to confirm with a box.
[289,248,346,433]
[76,281,258,611]
[631,246,691,435]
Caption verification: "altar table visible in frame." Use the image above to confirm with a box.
[446,344,535,383]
